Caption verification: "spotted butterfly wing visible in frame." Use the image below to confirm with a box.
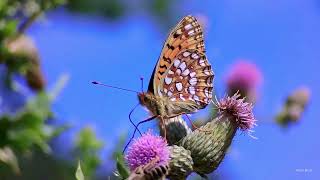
[148,15,214,109]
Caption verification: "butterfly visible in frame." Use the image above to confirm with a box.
[137,15,214,137]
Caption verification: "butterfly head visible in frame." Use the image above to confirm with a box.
[138,92,161,115]
[138,92,153,107]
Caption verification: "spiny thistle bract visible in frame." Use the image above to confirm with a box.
[215,92,257,131]
[125,93,256,179]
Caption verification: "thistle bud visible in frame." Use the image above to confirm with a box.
[167,145,193,180]
[178,93,256,175]
[160,116,191,145]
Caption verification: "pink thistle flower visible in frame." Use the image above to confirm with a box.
[225,61,262,100]
[215,92,257,131]
[125,131,170,171]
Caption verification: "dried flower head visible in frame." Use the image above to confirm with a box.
[215,92,257,131]
[288,87,310,106]
[276,86,311,127]
[125,131,170,171]
[5,35,39,64]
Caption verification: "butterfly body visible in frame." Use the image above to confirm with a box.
[138,92,201,119]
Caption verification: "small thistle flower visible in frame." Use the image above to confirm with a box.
[125,131,170,171]
[225,61,262,100]
[215,92,257,131]
[160,116,191,145]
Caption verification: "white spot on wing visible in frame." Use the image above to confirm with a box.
[165,77,172,85]
[182,69,190,76]
[179,62,187,71]
[174,59,180,67]
[167,91,173,96]
[191,53,200,59]
[189,78,197,85]
[190,72,196,77]
[183,51,191,57]
[204,69,211,75]
[205,89,209,97]
[199,59,206,66]
[188,30,195,35]
[189,86,195,94]
[179,94,186,101]
[176,69,182,75]
[168,70,174,75]
[185,24,192,30]
[193,95,200,101]
[176,82,183,91]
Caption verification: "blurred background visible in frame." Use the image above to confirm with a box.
[0,0,319,179]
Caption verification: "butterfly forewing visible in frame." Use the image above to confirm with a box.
[151,15,206,93]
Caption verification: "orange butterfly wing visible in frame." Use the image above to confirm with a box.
[148,15,214,108]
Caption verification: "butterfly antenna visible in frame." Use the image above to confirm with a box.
[129,103,142,136]
[140,77,144,93]
[91,81,139,93]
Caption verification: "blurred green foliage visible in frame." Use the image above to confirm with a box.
[67,0,178,27]
[73,127,103,179]
[0,88,67,173]
[68,0,126,19]
[0,0,66,90]
[0,0,69,177]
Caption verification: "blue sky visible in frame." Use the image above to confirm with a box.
[28,0,319,179]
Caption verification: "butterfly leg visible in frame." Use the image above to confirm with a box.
[184,114,211,133]
[159,116,167,141]
[128,103,142,135]
[123,115,158,153]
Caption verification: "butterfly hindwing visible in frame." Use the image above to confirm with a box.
[161,49,214,107]
[149,15,214,108]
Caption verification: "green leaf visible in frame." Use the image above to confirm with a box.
[76,161,85,180]
[76,127,103,151]
[116,153,129,179]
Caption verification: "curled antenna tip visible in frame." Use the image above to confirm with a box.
[140,77,144,80]
[92,81,98,84]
